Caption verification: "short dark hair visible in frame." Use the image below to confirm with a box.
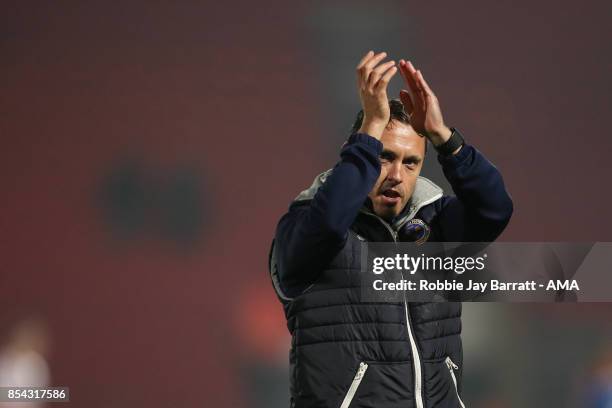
[350,98,427,153]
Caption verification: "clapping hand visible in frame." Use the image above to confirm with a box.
[398,60,451,146]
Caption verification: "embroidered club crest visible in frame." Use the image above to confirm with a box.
[403,219,431,245]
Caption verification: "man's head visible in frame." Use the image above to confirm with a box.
[351,99,427,221]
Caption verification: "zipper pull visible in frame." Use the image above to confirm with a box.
[445,356,459,370]
[355,362,368,380]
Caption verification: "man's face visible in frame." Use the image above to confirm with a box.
[368,120,426,221]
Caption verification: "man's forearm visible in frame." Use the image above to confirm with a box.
[275,133,382,294]
[438,143,513,237]
[309,133,382,236]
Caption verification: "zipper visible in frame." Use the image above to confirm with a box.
[445,357,466,408]
[359,210,398,241]
[401,271,424,408]
[339,362,368,408]
[360,210,424,408]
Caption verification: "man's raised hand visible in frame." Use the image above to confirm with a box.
[398,60,452,146]
[356,51,398,140]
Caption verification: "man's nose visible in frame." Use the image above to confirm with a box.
[387,161,402,183]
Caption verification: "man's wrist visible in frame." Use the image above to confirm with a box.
[427,126,452,147]
[358,119,387,140]
[346,132,384,152]
[435,127,465,156]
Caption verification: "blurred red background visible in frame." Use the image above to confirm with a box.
[1,1,611,407]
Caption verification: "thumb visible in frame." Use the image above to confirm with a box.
[399,90,414,115]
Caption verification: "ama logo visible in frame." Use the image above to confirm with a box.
[546,280,580,291]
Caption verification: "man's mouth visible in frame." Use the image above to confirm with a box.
[380,188,401,204]
[382,189,400,198]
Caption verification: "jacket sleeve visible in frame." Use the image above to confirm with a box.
[275,133,383,297]
[434,143,513,242]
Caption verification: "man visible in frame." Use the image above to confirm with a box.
[268,51,513,408]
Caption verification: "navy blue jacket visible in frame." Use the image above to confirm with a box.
[275,132,513,298]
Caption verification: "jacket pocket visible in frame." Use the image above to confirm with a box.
[422,356,465,408]
[445,357,466,408]
[338,360,414,408]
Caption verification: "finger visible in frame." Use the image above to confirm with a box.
[400,61,427,109]
[398,60,410,85]
[399,89,414,115]
[401,61,426,109]
[416,70,435,97]
[398,61,416,113]
[399,60,420,96]
[356,50,374,70]
[407,62,425,93]
[406,60,418,77]
[358,52,386,89]
[356,51,373,87]
[374,65,398,91]
[405,62,429,106]
[363,52,388,72]
[368,60,396,89]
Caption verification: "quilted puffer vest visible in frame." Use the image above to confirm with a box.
[270,173,466,408]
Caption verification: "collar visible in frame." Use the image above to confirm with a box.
[294,169,444,230]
